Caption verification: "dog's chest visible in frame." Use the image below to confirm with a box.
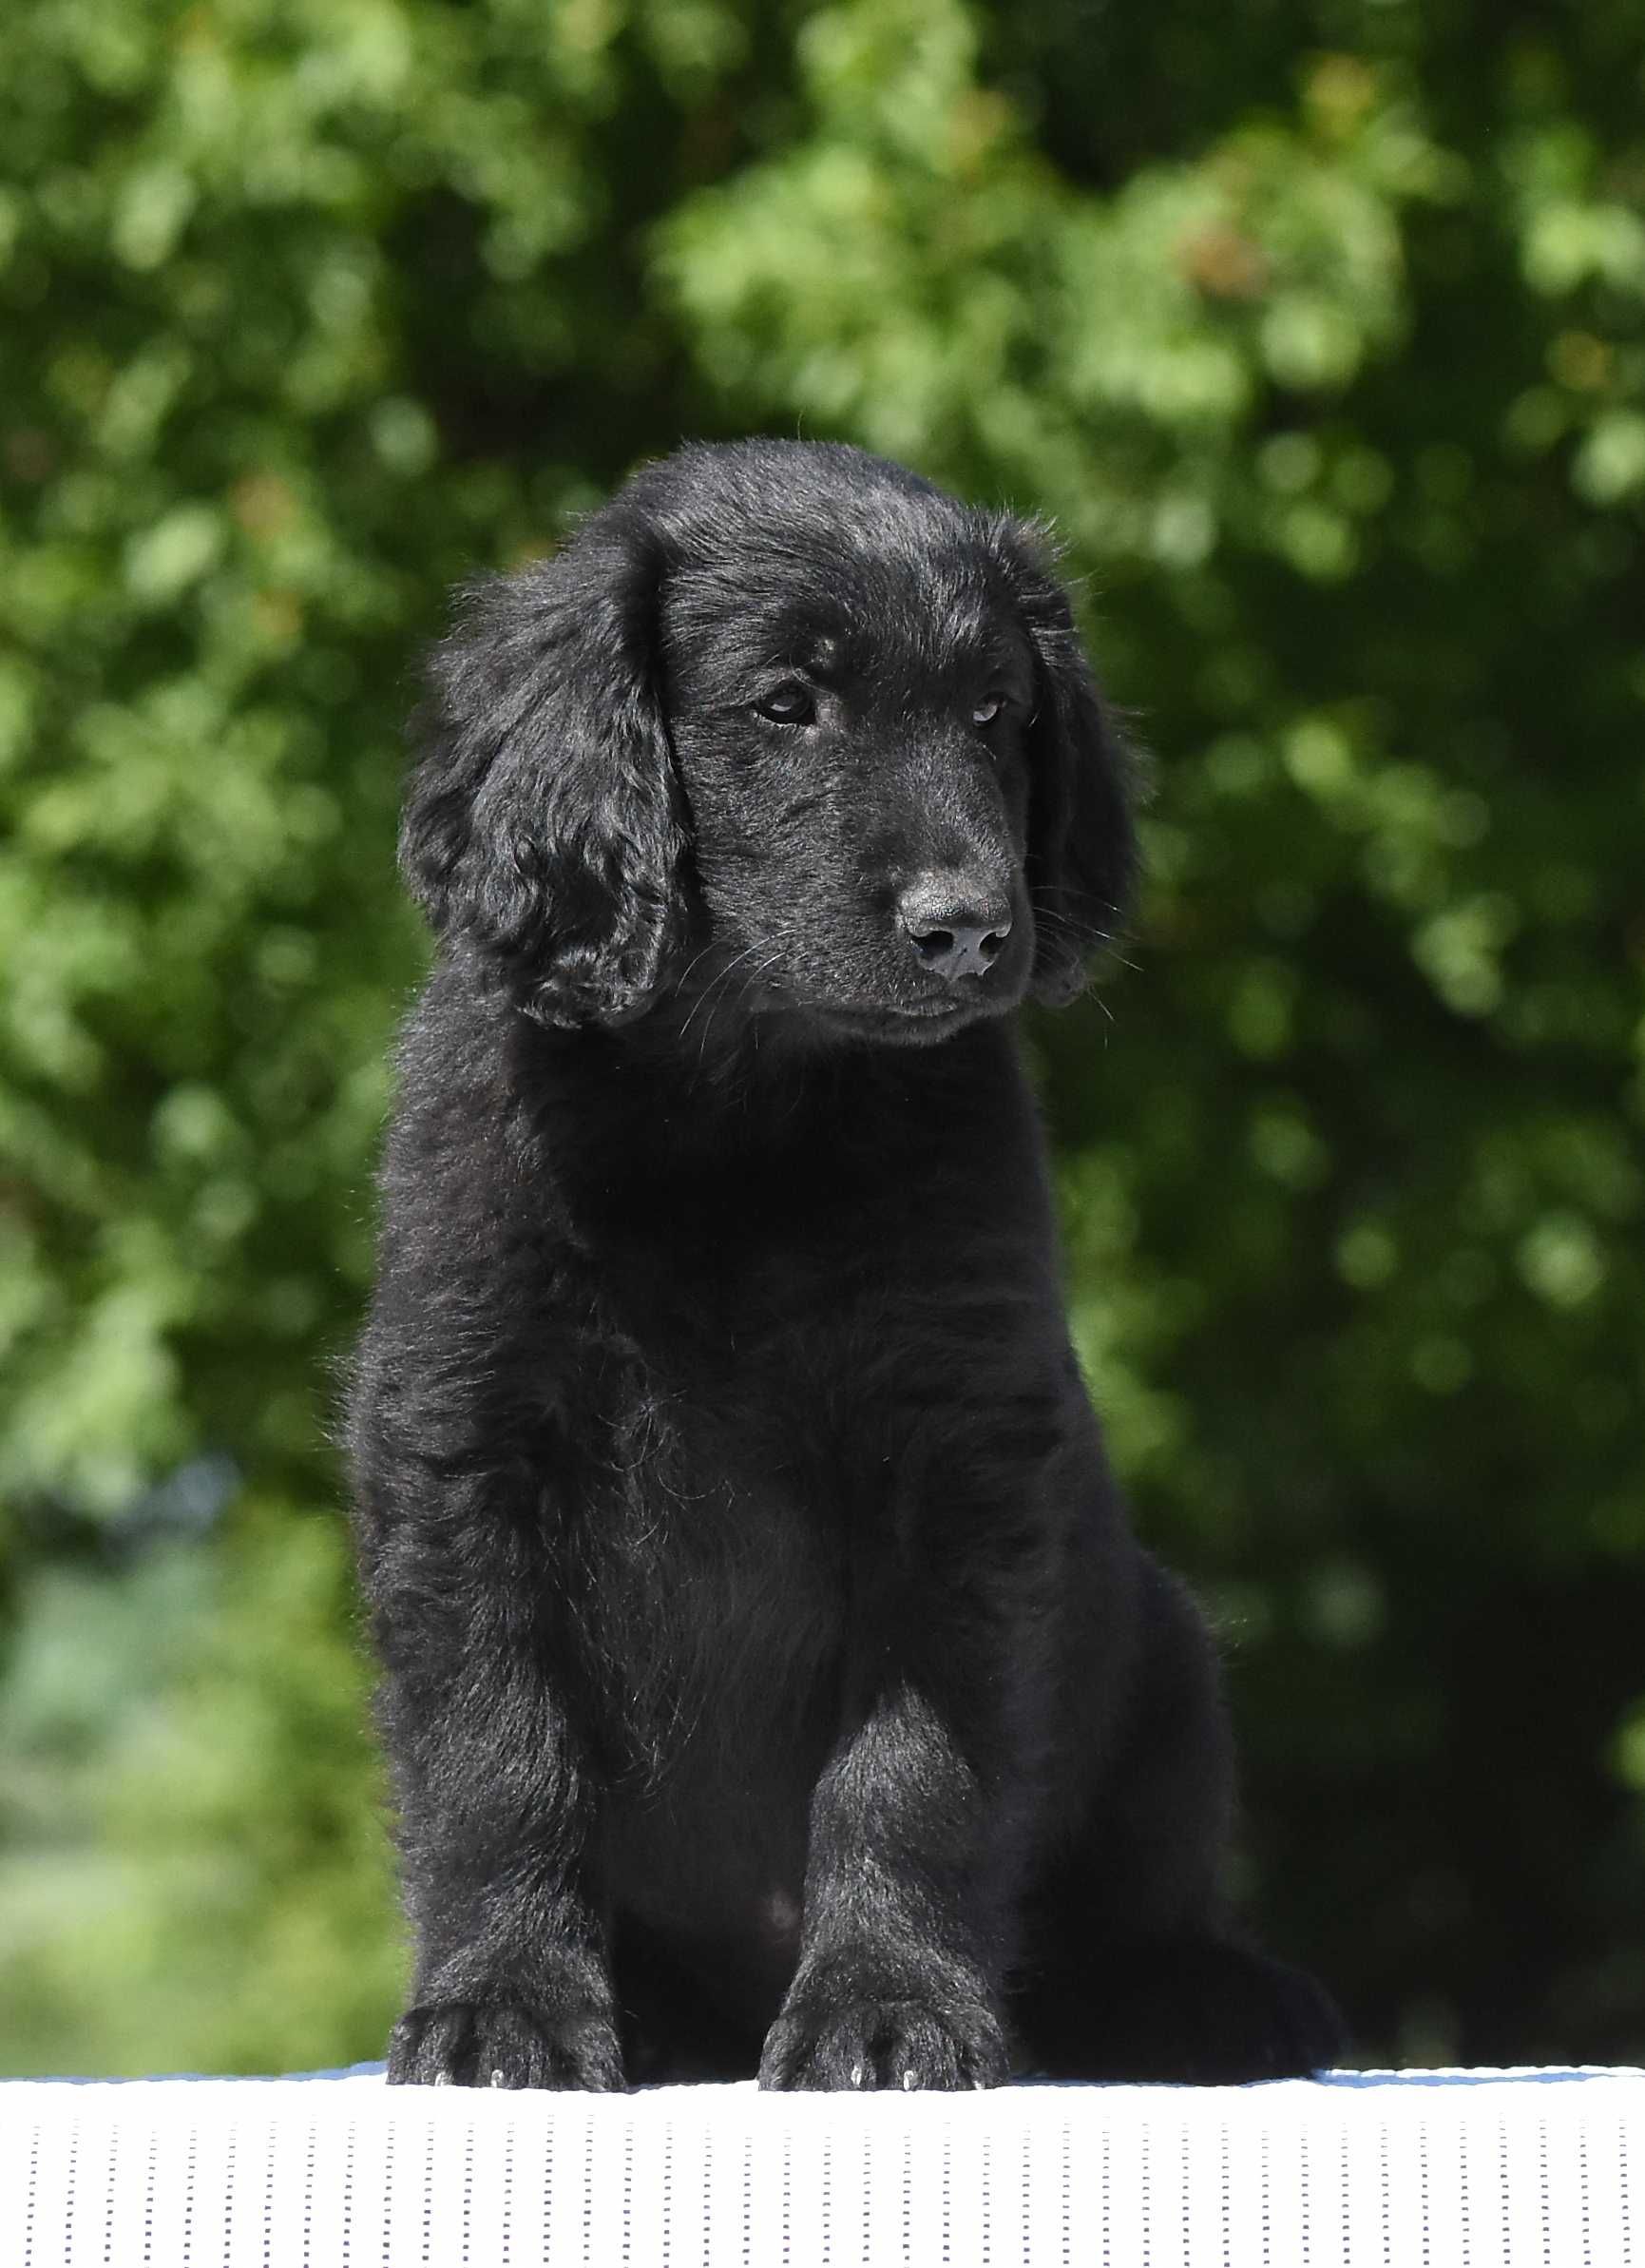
[578,1382,845,1924]
[581,1336,853,1660]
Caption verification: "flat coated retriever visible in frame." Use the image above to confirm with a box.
[348,438,1341,2090]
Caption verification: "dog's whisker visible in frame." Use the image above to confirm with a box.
[676,941,765,1054]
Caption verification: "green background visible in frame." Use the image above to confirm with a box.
[3,0,1641,2076]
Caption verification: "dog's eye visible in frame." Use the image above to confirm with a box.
[755,683,815,726]
[973,693,1007,727]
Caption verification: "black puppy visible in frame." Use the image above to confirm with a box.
[348,438,1340,2091]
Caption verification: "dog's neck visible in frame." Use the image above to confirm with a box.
[501,992,1029,1208]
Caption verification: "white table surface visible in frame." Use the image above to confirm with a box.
[4,2062,1639,2265]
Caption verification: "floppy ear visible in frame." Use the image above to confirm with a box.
[994,520,1143,1007]
[400,510,687,1028]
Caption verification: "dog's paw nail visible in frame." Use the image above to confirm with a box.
[433,2072,452,2087]
[489,2069,506,2088]
[850,2064,866,2088]
[902,2071,918,2092]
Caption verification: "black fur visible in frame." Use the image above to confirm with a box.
[348,439,1341,2091]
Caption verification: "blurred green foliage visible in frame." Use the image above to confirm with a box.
[2,0,1641,2075]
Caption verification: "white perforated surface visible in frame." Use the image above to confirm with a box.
[2,2066,1638,2265]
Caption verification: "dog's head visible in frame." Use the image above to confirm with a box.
[402,440,1138,1044]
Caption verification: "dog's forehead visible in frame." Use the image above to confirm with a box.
[669,511,1020,679]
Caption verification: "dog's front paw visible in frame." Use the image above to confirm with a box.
[759,1976,1008,2092]
[388,1997,626,2091]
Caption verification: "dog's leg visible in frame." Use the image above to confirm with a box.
[756,1683,1016,2090]
[360,1470,626,2092]
[756,1528,1035,2095]
[384,1727,624,2091]
[1011,1554,1344,2082]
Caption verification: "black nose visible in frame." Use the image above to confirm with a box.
[896,875,1014,982]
